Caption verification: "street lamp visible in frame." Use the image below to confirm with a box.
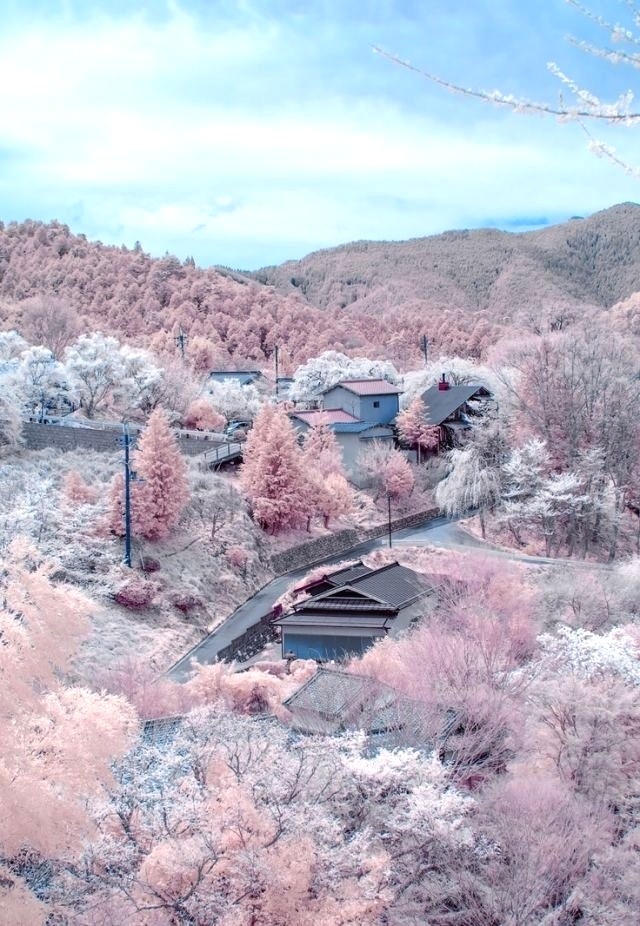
[387,493,392,548]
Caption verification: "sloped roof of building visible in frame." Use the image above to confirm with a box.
[325,562,374,586]
[283,667,398,721]
[330,378,401,396]
[209,370,264,385]
[420,383,488,426]
[290,409,361,427]
[333,421,394,434]
[350,562,430,608]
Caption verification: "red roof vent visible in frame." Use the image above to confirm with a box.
[438,373,450,391]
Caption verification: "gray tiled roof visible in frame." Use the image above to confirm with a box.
[283,668,397,719]
[209,370,264,386]
[325,562,374,586]
[350,562,429,608]
[420,384,487,426]
[297,598,394,612]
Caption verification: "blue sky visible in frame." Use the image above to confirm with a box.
[0,0,637,268]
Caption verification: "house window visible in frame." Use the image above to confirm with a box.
[373,400,380,408]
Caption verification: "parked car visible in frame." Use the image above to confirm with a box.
[224,419,252,439]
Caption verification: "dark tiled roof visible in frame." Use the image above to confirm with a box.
[278,612,393,629]
[325,562,374,586]
[297,598,395,612]
[420,384,488,426]
[209,370,264,385]
[283,668,398,720]
[350,562,429,608]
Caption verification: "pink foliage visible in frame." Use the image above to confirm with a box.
[182,397,225,432]
[114,576,157,609]
[226,544,249,571]
[62,469,98,505]
[0,541,137,919]
[133,407,190,540]
[241,404,311,533]
[396,397,440,459]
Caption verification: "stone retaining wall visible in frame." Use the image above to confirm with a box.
[21,421,214,457]
[269,529,360,575]
[357,507,440,543]
[268,508,439,576]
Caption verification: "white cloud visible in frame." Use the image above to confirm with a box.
[0,2,636,268]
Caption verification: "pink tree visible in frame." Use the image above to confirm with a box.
[182,397,225,432]
[241,405,311,533]
[359,441,415,502]
[132,408,190,540]
[303,420,346,478]
[62,469,98,506]
[0,540,136,922]
[396,397,440,462]
[304,469,355,529]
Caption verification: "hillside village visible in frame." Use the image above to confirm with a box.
[3,212,640,923]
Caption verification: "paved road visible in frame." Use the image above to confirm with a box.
[165,515,606,682]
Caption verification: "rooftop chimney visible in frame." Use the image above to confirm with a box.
[438,373,450,391]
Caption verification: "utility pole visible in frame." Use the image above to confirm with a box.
[175,328,187,360]
[274,344,280,396]
[420,334,429,366]
[122,423,132,568]
[387,494,392,549]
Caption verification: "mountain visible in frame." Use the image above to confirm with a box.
[1,205,639,371]
[251,203,640,321]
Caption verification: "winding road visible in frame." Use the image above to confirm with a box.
[166,516,607,682]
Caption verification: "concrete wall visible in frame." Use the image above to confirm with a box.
[21,421,215,457]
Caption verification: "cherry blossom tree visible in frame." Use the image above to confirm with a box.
[308,471,354,528]
[206,378,263,424]
[19,296,81,359]
[302,419,346,478]
[0,376,23,453]
[358,441,415,501]
[241,404,311,533]
[375,1,640,173]
[52,706,479,925]
[0,540,137,922]
[289,350,399,401]
[436,445,500,536]
[395,397,440,461]
[0,330,28,360]
[182,397,225,432]
[64,332,125,418]
[16,345,69,421]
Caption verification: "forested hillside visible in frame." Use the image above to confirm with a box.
[254,202,640,326]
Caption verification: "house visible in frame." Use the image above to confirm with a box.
[420,375,492,448]
[283,667,404,736]
[283,668,460,755]
[289,378,400,484]
[273,560,431,661]
[208,370,267,387]
[321,379,400,426]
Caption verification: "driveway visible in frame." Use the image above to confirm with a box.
[166,515,604,682]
